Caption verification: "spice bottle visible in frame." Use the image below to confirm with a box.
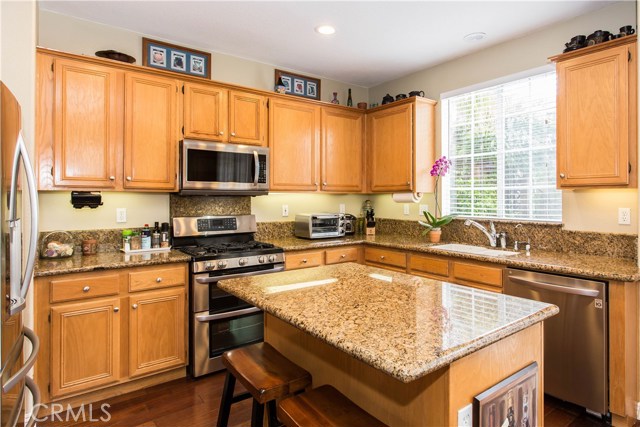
[160,222,170,248]
[141,224,151,250]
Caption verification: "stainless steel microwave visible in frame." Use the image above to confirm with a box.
[180,140,269,195]
[294,213,346,239]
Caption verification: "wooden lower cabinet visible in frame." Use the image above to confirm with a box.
[35,263,188,404]
[285,246,362,270]
[364,247,407,272]
[409,253,503,293]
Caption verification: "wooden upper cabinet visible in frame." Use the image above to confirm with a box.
[321,107,364,192]
[183,82,228,141]
[229,90,267,146]
[269,98,320,191]
[52,58,123,188]
[124,72,179,190]
[554,38,637,188]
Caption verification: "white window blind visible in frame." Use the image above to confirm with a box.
[443,71,561,222]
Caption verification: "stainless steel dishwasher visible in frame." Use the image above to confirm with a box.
[503,268,607,416]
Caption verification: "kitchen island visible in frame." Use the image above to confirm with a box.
[218,263,558,426]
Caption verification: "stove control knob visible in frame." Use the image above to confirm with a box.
[258,256,266,264]
[238,258,248,266]
[268,255,277,263]
[204,261,215,271]
[217,260,228,269]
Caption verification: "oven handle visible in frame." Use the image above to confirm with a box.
[195,265,285,284]
[196,306,262,322]
[253,150,259,185]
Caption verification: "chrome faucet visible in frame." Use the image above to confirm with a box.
[464,219,498,247]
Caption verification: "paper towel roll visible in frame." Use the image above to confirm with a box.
[392,192,423,203]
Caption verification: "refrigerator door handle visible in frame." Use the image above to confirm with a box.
[8,132,39,314]
[2,327,40,393]
[24,376,41,427]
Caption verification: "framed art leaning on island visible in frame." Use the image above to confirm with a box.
[142,37,211,79]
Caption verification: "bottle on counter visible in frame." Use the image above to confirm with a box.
[151,231,161,249]
[347,88,353,107]
[366,209,376,236]
[160,222,170,248]
[141,224,151,250]
[122,229,132,252]
[130,232,142,250]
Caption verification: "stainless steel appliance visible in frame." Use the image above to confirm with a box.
[180,140,269,196]
[503,268,607,415]
[344,214,356,235]
[172,215,285,377]
[294,213,345,239]
[1,82,40,426]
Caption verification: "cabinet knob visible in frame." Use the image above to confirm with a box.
[82,286,90,293]
[380,255,385,260]
[126,176,132,181]
[341,254,346,258]
[314,182,319,189]
[132,304,138,309]
[302,259,308,263]
[559,173,566,179]
[323,182,327,186]
[156,277,162,283]
[109,176,115,181]
[231,132,236,137]
[406,181,410,185]
[113,307,119,313]
[219,131,224,135]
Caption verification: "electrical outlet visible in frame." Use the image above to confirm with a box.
[339,204,346,214]
[116,208,127,223]
[419,204,429,216]
[403,204,410,215]
[458,403,472,427]
[618,207,631,225]
[282,205,289,217]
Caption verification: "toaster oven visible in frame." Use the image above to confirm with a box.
[294,213,345,239]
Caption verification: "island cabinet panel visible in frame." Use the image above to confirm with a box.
[321,108,364,192]
[52,58,123,189]
[364,247,407,271]
[129,288,186,378]
[553,38,637,188]
[124,72,179,191]
[269,98,321,191]
[229,90,267,146]
[183,82,228,141]
[50,297,121,398]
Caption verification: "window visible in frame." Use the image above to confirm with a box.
[442,71,561,222]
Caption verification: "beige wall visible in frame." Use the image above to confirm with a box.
[370,1,638,234]
[37,9,369,231]
[252,193,368,221]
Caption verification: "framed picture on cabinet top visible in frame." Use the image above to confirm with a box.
[274,69,321,100]
[473,362,538,427]
[143,37,211,79]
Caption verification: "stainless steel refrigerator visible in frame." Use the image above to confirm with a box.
[1,82,40,426]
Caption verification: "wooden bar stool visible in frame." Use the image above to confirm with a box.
[277,385,389,427]
[217,342,312,427]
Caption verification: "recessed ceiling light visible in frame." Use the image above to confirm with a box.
[464,32,487,42]
[315,25,336,35]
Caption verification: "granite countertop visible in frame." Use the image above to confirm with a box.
[218,263,558,383]
[266,235,640,282]
[34,250,191,277]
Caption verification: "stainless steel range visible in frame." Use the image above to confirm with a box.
[172,215,285,377]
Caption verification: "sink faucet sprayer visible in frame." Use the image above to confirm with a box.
[463,219,498,247]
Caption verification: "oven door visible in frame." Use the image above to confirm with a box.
[191,306,264,377]
[181,140,268,195]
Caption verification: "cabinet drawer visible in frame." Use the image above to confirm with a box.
[129,264,186,292]
[451,262,502,288]
[409,254,449,278]
[50,274,120,303]
[364,247,406,269]
[285,251,324,270]
[325,247,359,265]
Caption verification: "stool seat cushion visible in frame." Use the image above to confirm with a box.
[277,385,389,427]
[222,342,311,404]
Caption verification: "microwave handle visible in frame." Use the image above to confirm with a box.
[253,150,259,185]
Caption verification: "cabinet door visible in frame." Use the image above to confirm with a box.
[53,58,122,188]
[368,103,413,192]
[183,82,228,141]
[124,72,179,190]
[269,98,320,191]
[50,297,121,397]
[229,90,267,146]
[129,288,186,378]
[321,108,364,192]
[557,44,630,187]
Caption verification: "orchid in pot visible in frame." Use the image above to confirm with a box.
[419,156,456,243]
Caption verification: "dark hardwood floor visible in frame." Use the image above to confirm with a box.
[39,372,615,427]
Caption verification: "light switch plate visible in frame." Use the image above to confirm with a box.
[403,204,410,215]
[458,403,472,427]
[116,208,127,223]
[282,205,289,217]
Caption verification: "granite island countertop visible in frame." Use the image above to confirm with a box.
[218,263,558,383]
[265,235,640,282]
[34,250,191,277]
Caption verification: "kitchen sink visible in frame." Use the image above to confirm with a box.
[431,243,519,257]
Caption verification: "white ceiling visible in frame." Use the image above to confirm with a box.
[39,0,615,87]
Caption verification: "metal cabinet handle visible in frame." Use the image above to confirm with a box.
[132,304,138,309]
[559,173,566,179]
[380,255,385,260]
[219,131,224,135]
[406,181,410,185]
[83,286,90,292]
[109,176,115,180]
[323,182,327,186]
[302,259,308,263]
[341,254,346,258]
[231,132,236,136]
[114,307,119,312]
[156,277,162,283]
[126,176,132,181]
